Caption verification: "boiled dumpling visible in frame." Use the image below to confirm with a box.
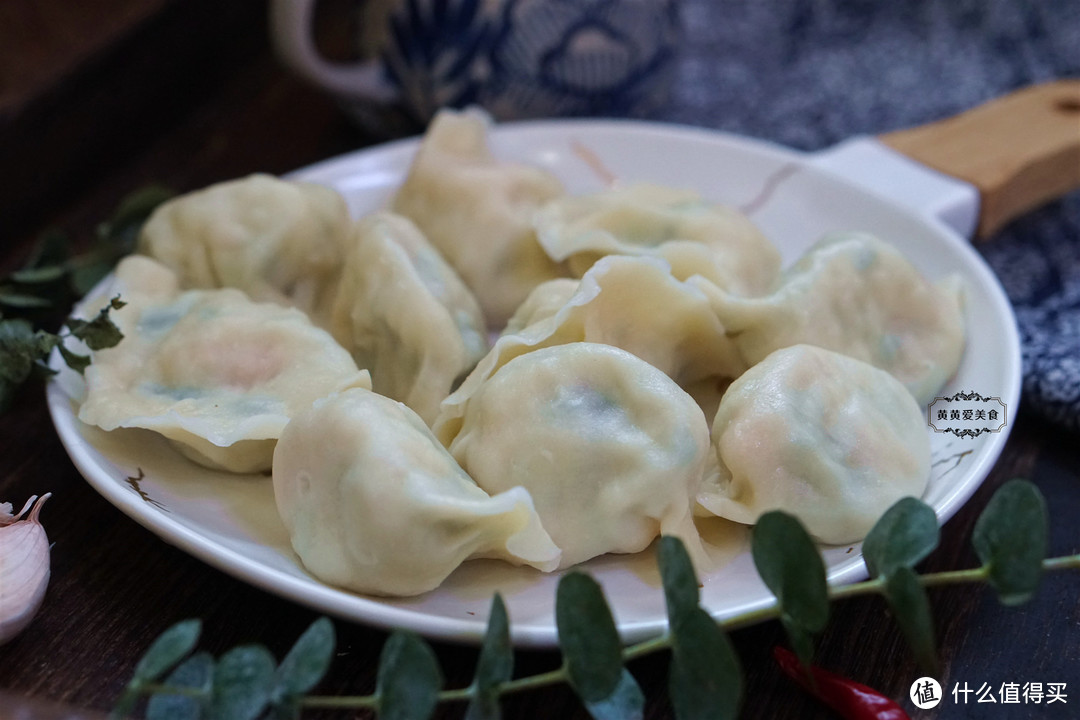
[534,183,781,296]
[448,343,709,568]
[272,387,561,596]
[138,173,351,324]
[693,232,965,405]
[329,212,488,425]
[390,107,567,325]
[698,344,931,544]
[434,255,745,443]
[77,256,371,473]
[502,277,580,336]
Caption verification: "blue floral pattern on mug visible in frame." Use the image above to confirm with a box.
[380,0,497,125]
[377,0,681,129]
[486,0,681,119]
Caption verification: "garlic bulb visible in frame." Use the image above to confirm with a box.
[0,493,51,645]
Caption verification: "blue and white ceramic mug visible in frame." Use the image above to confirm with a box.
[270,0,681,134]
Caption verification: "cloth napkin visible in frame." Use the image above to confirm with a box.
[659,0,1080,429]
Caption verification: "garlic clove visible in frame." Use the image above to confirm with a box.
[0,493,51,645]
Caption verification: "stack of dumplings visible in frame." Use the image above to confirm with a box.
[72,107,966,598]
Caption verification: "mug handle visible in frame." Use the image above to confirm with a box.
[269,0,398,103]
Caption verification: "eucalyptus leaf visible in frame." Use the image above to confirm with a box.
[556,572,623,703]
[210,645,276,720]
[110,690,140,720]
[658,536,699,629]
[973,479,1048,605]
[882,567,937,674]
[780,621,815,675]
[465,594,513,720]
[751,511,829,654]
[272,617,335,703]
[376,632,442,720]
[668,607,742,720]
[583,668,644,720]
[863,496,940,579]
[133,619,203,684]
[146,651,215,720]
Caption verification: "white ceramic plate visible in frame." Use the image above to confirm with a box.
[48,120,1021,647]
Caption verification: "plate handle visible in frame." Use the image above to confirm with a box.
[880,78,1080,240]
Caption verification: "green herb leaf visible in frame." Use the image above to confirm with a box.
[973,479,1048,605]
[9,265,67,284]
[658,536,699,629]
[146,651,215,720]
[0,291,54,310]
[70,260,119,297]
[669,606,742,720]
[751,511,828,668]
[376,632,442,720]
[882,566,937,674]
[0,319,59,385]
[583,668,645,720]
[57,344,91,375]
[97,185,175,244]
[65,297,126,350]
[465,594,513,720]
[272,617,335,706]
[210,645,276,720]
[133,619,203,684]
[23,229,70,271]
[863,497,940,579]
[556,572,623,704]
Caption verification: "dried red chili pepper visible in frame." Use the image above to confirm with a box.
[773,646,911,720]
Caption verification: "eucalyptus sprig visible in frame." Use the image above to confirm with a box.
[0,186,171,410]
[114,479,1078,720]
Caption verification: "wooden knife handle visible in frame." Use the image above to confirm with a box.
[880,78,1080,239]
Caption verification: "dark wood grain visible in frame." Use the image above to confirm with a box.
[1,2,1078,719]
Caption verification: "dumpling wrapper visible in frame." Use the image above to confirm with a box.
[534,182,781,296]
[329,212,488,425]
[78,256,371,473]
[138,173,351,324]
[390,107,567,326]
[272,387,561,597]
[698,344,931,545]
[692,232,965,405]
[434,255,745,444]
[502,277,580,336]
[449,343,710,569]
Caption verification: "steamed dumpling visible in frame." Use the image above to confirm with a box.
[77,256,371,473]
[329,212,488,425]
[693,232,965,405]
[448,343,709,568]
[272,387,561,596]
[390,108,567,325]
[534,183,781,296]
[698,344,931,544]
[434,255,745,443]
[138,173,351,323]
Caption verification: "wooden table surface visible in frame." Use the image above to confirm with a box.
[1,2,1078,718]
